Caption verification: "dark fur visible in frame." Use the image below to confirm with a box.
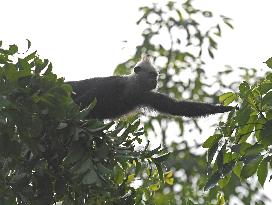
[67,75,233,119]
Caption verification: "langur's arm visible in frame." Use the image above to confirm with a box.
[141,92,233,117]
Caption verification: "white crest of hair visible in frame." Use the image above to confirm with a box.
[134,55,157,73]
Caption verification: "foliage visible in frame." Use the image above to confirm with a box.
[114,1,270,204]
[1,0,271,204]
[0,41,171,204]
[204,59,272,194]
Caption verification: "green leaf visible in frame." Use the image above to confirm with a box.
[127,174,135,183]
[72,159,92,175]
[80,98,97,118]
[222,160,236,176]
[114,164,124,185]
[264,57,272,69]
[257,159,268,187]
[244,143,264,156]
[260,120,272,147]
[149,183,160,191]
[258,81,272,94]
[96,163,112,177]
[208,37,217,49]
[4,63,18,81]
[208,141,219,163]
[224,21,233,29]
[262,91,272,106]
[134,160,141,176]
[17,58,31,71]
[114,63,130,75]
[256,118,266,141]
[218,175,231,188]
[214,24,221,37]
[202,134,222,148]
[26,39,31,50]
[82,169,98,185]
[216,149,224,169]
[241,158,261,179]
[155,162,164,181]
[164,171,174,185]
[204,171,221,191]
[8,44,18,55]
[231,142,251,154]
[24,51,37,62]
[44,62,53,74]
[65,142,85,165]
[223,19,234,29]
[238,115,257,142]
[0,96,11,107]
[233,161,243,178]
[208,48,214,58]
[219,92,237,106]
[241,153,261,164]
[239,81,250,96]
[236,106,251,125]
[35,58,49,73]
[216,193,225,205]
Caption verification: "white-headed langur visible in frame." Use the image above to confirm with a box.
[67,56,233,119]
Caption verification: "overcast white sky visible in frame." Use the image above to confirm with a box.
[1,0,272,201]
[1,0,271,80]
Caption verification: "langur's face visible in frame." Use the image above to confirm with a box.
[134,66,158,90]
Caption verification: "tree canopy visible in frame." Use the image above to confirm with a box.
[0,1,271,205]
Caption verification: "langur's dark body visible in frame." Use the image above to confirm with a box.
[67,56,233,119]
[68,76,142,119]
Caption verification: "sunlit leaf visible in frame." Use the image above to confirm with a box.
[203,134,222,148]
[149,183,160,191]
[216,193,225,205]
[264,57,272,69]
[127,174,135,183]
[257,159,268,187]
[219,92,237,106]
[164,171,174,185]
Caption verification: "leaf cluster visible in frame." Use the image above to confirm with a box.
[0,41,170,205]
[203,59,272,201]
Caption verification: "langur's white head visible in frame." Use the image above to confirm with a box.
[133,55,158,91]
